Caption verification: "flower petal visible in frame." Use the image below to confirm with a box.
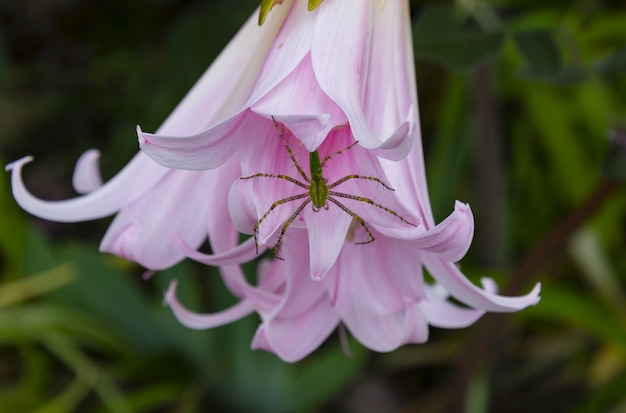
[419,282,490,329]
[6,153,166,223]
[251,54,346,151]
[311,0,416,160]
[72,149,103,194]
[165,280,254,329]
[339,296,429,352]
[424,254,542,312]
[139,1,312,171]
[262,230,333,317]
[176,236,261,266]
[138,116,244,170]
[99,168,212,269]
[304,204,351,280]
[405,201,474,262]
[251,298,339,362]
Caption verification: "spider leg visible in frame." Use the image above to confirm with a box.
[271,116,310,183]
[327,174,395,191]
[273,198,312,260]
[320,141,360,169]
[327,197,375,245]
[240,173,309,189]
[253,193,309,254]
[328,191,417,227]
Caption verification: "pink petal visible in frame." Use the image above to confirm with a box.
[158,6,292,136]
[379,145,434,229]
[219,262,283,312]
[251,298,339,362]
[339,296,429,352]
[243,0,315,107]
[176,236,261,267]
[5,153,166,223]
[72,149,103,194]
[165,280,254,329]
[304,205,351,280]
[330,237,431,351]
[424,254,542,312]
[99,168,212,270]
[261,231,333,318]
[404,201,474,262]
[419,283,489,328]
[138,116,244,170]
[139,2,312,171]
[251,54,346,151]
[320,128,420,231]
[231,119,311,245]
[311,0,416,160]
[331,238,425,312]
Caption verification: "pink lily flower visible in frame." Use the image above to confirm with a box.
[135,1,540,360]
[163,119,540,361]
[6,0,540,361]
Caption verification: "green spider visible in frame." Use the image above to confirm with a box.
[241,117,416,259]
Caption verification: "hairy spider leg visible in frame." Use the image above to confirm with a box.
[251,193,309,254]
[328,174,395,191]
[319,141,360,169]
[318,140,396,192]
[272,198,312,260]
[240,173,308,189]
[242,117,418,259]
[328,191,417,228]
[271,116,310,182]
[327,197,375,245]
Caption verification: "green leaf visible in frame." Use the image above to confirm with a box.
[512,29,584,83]
[514,30,562,75]
[412,5,504,71]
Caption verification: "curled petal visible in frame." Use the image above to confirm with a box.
[72,150,103,194]
[375,201,473,262]
[6,153,166,223]
[419,281,494,329]
[165,280,254,329]
[266,113,332,152]
[408,201,474,262]
[424,254,541,312]
[176,236,262,266]
[138,117,243,170]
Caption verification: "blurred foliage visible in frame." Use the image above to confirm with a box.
[0,0,625,412]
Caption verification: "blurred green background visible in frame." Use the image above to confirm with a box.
[1,0,625,412]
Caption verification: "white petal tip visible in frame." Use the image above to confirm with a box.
[142,270,156,281]
[73,150,103,194]
[164,279,179,306]
[136,125,146,146]
[5,156,34,172]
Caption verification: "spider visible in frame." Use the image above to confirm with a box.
[240,117,417,259]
